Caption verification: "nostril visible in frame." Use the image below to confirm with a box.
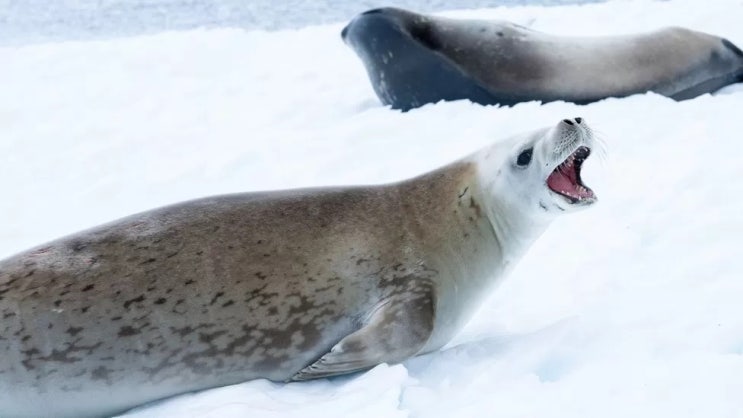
[563,119,574,126]
[575,117,582,124]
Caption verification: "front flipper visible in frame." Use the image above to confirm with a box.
[291,287,435,381]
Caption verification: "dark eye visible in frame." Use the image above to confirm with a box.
[516,148,533,166]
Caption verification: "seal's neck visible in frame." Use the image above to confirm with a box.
[470,150,554,265]
[395,156,554,352]
[484,193,552,266]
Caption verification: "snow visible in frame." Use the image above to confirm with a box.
[1,0,743,417]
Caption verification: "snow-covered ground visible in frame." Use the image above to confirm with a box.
[2,0,743,417]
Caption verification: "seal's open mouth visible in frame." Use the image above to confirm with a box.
[547,146,596,203]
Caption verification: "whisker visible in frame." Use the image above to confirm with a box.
[580,125,609,165]
[591,133,610,164]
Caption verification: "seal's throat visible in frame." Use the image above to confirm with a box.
[546,146,595,203]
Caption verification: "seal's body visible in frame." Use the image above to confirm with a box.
[1,118,599,418]
[342,8,743,110]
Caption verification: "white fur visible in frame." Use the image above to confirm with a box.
[473,118,598,264]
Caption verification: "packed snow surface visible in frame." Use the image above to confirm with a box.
[1,0,743,417]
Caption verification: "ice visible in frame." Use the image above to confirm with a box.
[1,0,742,417]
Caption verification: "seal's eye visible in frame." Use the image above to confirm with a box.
[516,148,533,166]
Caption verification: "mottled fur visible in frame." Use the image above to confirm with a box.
[1,119,597,417]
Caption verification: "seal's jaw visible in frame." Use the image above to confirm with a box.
[546,146,596,206]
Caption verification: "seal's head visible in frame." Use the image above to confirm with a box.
[542,117,598,210]
[341,7,500,110]
[479,117,599,223]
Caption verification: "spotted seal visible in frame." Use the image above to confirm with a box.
[1,117,600,417]
[342,7,743,110]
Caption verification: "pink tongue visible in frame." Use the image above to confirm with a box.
[547,169,579,197]
[547,162,593,199]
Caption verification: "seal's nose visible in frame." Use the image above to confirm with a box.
[554,117,590,144]
[342,8,393,42]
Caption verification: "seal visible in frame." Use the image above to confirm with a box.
[1,117,600,418]
[342,7,743,110]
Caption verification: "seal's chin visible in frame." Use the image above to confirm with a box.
[547,146,596,204]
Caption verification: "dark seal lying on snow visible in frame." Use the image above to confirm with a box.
[342,7,743,110]
[1,118,601,418]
